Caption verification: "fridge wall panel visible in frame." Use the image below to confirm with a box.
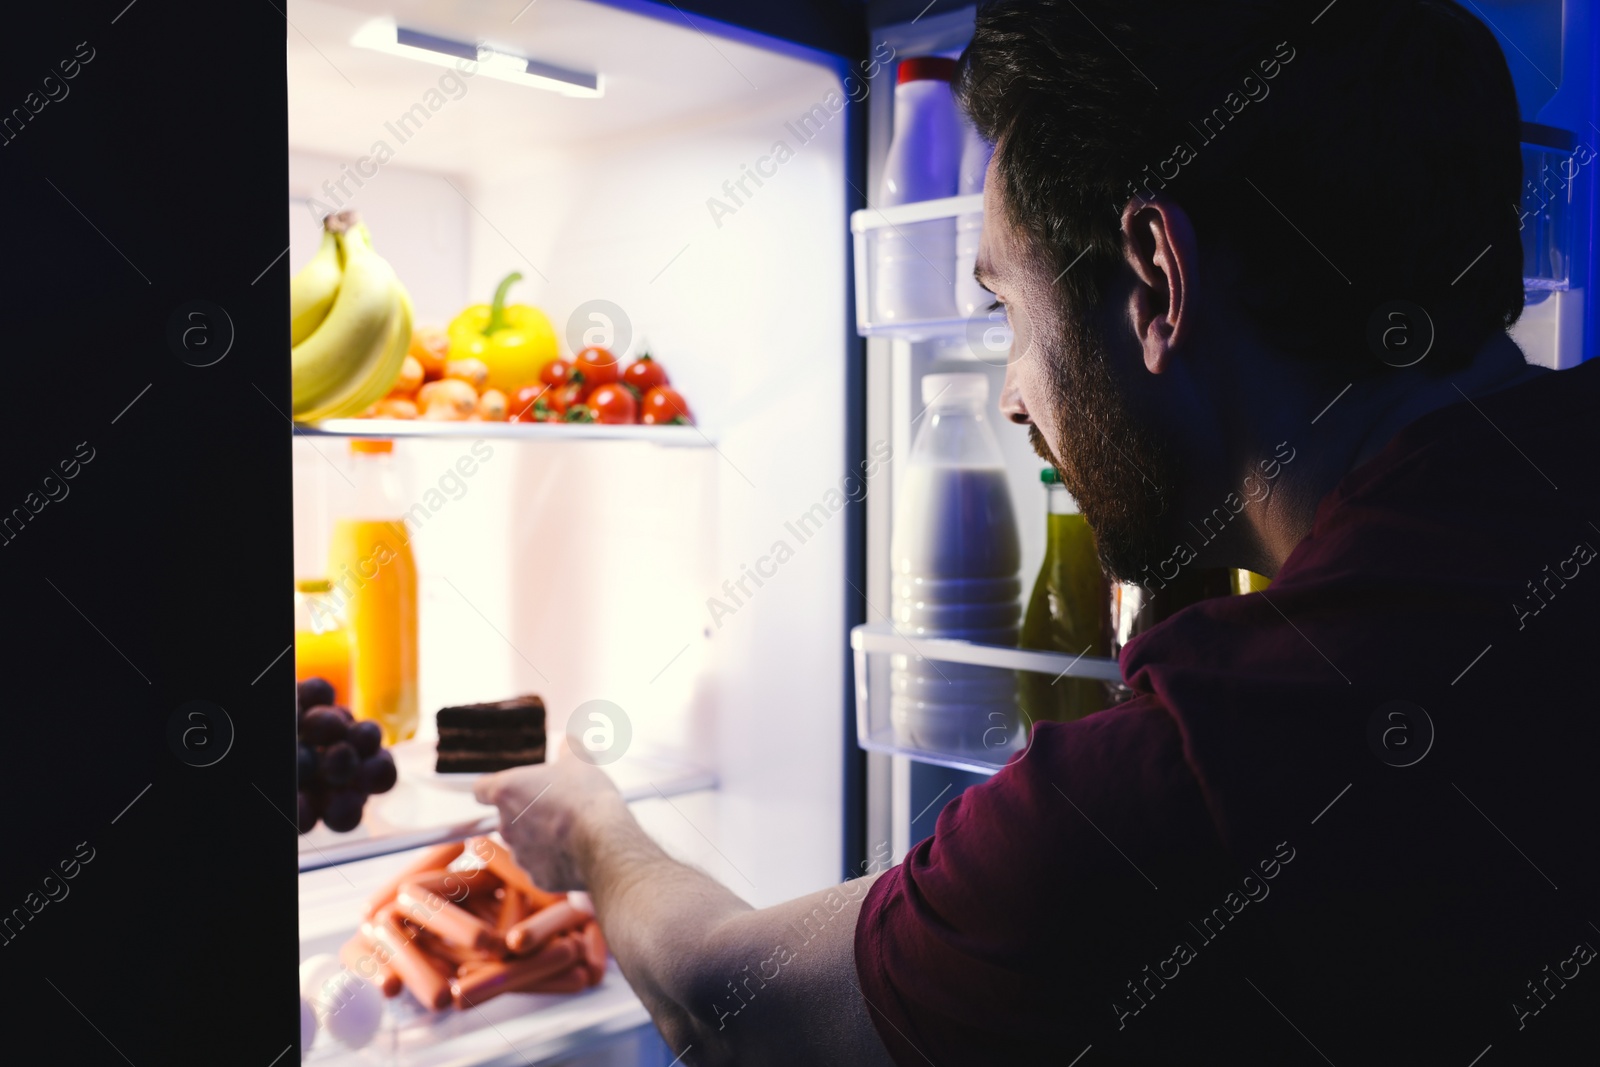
[288,151,472,325]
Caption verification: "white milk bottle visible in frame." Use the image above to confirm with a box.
[874,57,962,324]
[889,373,1023,758]
[954,120,993,318]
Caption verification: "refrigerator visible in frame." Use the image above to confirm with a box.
[3,0,1593,1063]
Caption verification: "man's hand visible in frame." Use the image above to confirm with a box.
[473,752,624,891]
[474,754,894,1066]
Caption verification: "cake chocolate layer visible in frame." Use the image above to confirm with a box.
[436,695,545,732]
[435,745,546,774]
[437,726,546,749]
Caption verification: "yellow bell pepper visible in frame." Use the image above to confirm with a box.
[447,271,558,393]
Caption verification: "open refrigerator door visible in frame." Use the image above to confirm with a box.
[285,0,858,1060]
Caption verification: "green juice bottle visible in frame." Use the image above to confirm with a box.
[1232,569,1272,594]
[1019,468,1110,724]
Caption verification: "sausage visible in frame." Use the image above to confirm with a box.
[366,842,466,918]
[451,936,582,1009]
[461,885,505,927]
[364,909,453,1011]
[505,901,588,955]
[580,921,608,979]
[396,884,505,955]
[523,966,590,996]
[497,888,530,931]
[413,927,496,969]
[339,930,403,998]
[470,837,563,910]
[407,866,500,906]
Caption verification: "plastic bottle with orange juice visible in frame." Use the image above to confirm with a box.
[294,578,352,706]
[327,439,419,745]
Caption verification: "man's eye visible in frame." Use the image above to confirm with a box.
[987,299,1005,314]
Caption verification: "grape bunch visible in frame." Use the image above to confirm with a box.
[297,678,398,834]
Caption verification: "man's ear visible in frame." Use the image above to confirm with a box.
[1119,196,1199,374]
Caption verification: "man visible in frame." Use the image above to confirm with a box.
[478,1,1600,1062]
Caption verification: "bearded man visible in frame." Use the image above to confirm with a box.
[476,2,1600,1062]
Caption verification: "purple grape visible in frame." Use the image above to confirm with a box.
[356,749,397,795]
[322,788,366,833]
[320,741,358,787]
[332,706,355,725]
[300,707,349,746]
[348,720,382,759]
[297,678,335,718]
[296,791,319,834]
[297,744,317,785]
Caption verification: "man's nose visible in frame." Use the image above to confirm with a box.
[999,363,1030,424]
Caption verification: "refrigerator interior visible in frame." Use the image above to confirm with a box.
[288,0,853,1060]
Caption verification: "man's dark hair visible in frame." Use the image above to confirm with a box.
[957,0,1525,372]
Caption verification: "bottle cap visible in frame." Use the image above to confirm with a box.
[350,438,394,454]
[1040,467,1062,484]
[922,372,987,406]
[898,56,958,84]
[296,578,334,594]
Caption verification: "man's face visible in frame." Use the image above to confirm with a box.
[977,156,1180,582]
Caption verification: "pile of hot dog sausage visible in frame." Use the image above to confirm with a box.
[339,837,608,1010]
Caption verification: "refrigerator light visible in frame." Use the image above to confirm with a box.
[350,17,603,98]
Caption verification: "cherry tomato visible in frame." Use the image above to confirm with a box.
[573,347,620,397]
[623,353,668,394]
[507,383,548,422]
[538,359,571,388]
[585,383,638,425]
[542,380,585,420]
[640,386,693,425]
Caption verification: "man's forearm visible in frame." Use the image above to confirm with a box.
[573,792,754,1051]
[569,794,893,1067]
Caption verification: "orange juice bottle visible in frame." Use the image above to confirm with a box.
[294,578,352,707]
[327,439,418,745]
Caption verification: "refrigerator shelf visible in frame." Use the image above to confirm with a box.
[852,193,1014,346]
[297,419,716,446]
[298,746,716,872]
[851,621,1124,775]
[300,847,654,1066]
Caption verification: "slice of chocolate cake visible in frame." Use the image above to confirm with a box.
[435,695,547,774]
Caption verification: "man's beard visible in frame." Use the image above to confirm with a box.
[1028,315,1180,583]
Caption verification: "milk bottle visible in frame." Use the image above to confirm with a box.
[889,373,1023,758]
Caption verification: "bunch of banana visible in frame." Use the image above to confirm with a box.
[291,211,413,421]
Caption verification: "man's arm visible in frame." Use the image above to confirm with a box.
[476,758,896,1067]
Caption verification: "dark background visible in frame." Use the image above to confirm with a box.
[0,0,297,1058]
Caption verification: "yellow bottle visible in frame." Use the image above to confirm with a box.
[1019,469,1109,723]
[1232,569,1272,594]
[327,439,418,745]
[294,578,352,708]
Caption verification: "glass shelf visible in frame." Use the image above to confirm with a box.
[851,621,1124,775]
[296,418,715,446]
[298,744,715,872]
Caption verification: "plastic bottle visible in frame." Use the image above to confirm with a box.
[889,373,1022,757]
[954,120,994,319]
[1232,569,1272,594]
[294,578,352,708]
[327,439,419,745]
[874,56,962,324]
[1018,469,1109,724]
